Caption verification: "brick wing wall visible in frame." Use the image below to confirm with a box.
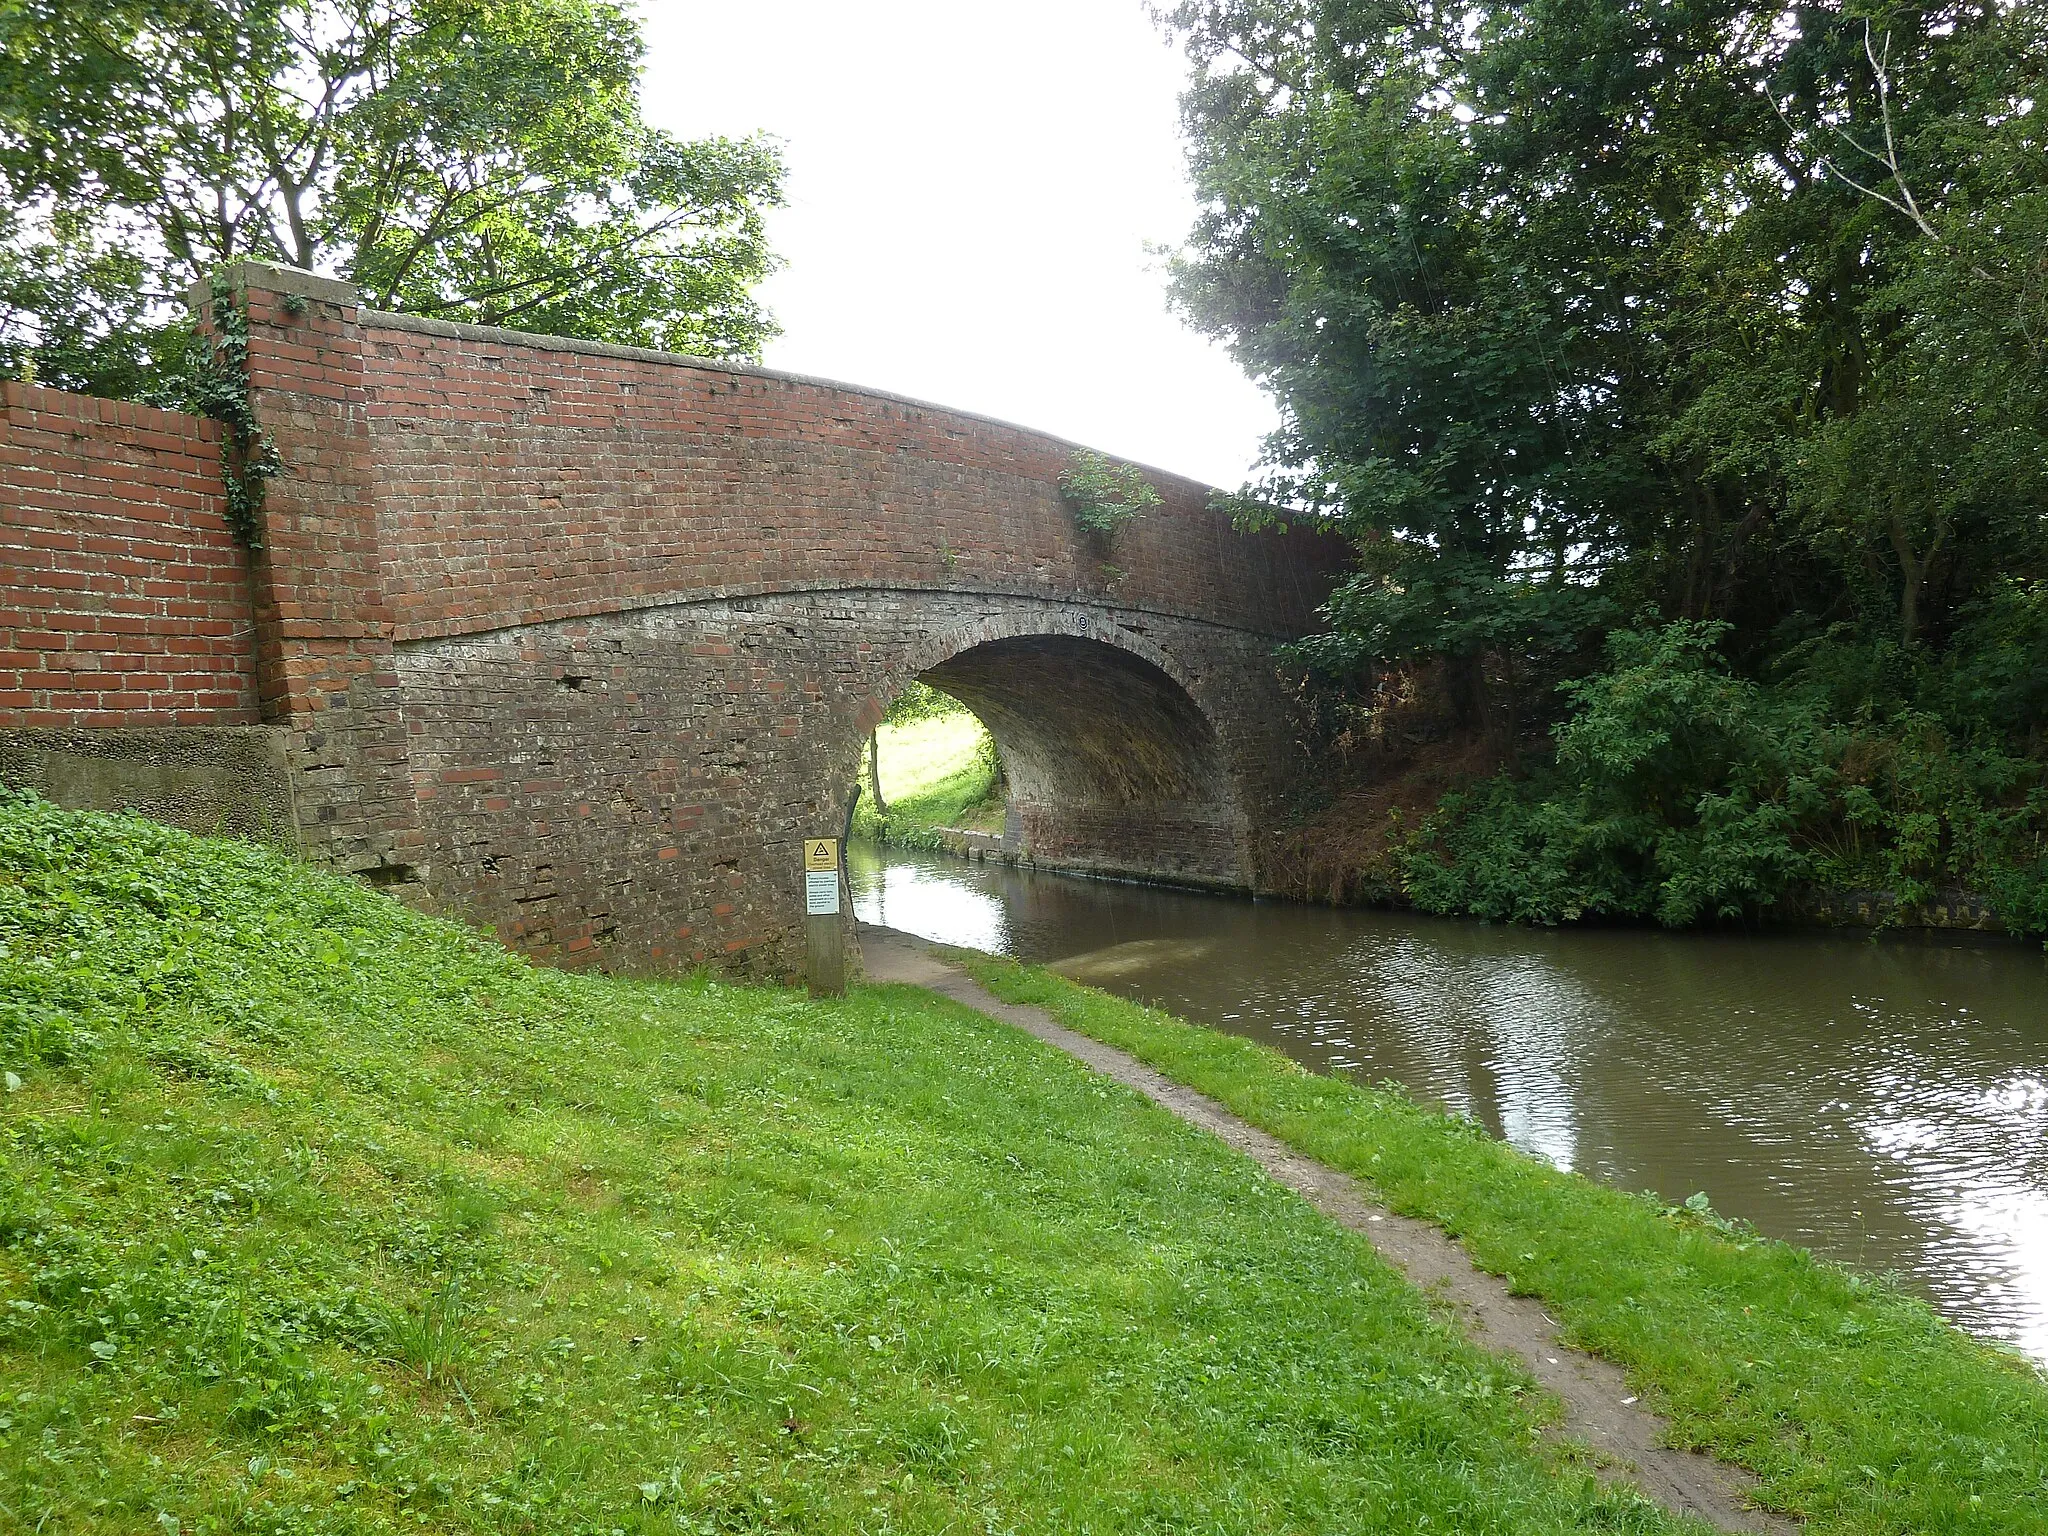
[0,383,258,727]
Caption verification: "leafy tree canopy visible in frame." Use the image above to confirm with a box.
[0,0,785,400]
[1164,0,2048,927]
[1163,0,2048,684]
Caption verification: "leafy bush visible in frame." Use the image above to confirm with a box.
[1059,450,1161,537]
[1405,622,2048,935]
[882,680,967,725]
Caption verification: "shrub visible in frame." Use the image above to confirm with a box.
[883,680,967,725]
[1059,450,1161,537]
[1405,622,2048,935]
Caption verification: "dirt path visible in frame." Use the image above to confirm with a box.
[859,924,1796,1534]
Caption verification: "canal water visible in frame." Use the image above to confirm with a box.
[850,839,2048,1363]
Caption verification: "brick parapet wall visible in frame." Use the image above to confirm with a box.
[357,311,1344,646]
[0,382,258,728]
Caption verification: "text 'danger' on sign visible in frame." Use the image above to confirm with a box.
[805,838,839,871]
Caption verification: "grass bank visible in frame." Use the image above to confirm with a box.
[956,952,2048,1534]
[851,709,1002,850]
[1,794,1699,1533]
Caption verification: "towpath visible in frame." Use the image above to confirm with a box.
[859,923,1795,1534]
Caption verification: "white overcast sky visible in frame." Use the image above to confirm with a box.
[635,0,1279,489]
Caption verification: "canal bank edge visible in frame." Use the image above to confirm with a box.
[857,701,2027,940]
[916,820,2022,941]
[916,933,2048,1533]
[859,923,1792,1533]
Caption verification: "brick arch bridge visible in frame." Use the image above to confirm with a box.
[5,262,1347,975]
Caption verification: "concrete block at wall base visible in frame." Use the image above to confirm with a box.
[0,726,301,850]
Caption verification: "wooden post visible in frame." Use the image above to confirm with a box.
[803,837,845,997]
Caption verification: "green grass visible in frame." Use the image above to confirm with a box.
[0,792,1701,1533]
[954,952,2048,1535]
[852,711,1002,848]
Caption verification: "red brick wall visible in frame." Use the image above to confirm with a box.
[0,383,258,727]
[359,315,1344,646]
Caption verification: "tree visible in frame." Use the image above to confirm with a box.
[0,0,785,399]
[1161,0,2048,929]
[866,732,888,819]
[1160,0,2048,687]
[1775,12,2048,645]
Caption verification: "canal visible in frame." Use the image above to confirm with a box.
[850,839,2048,1363]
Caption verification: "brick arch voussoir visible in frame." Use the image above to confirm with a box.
[855,606,1210,740]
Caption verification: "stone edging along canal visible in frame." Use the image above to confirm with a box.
[858,922,1797,1535]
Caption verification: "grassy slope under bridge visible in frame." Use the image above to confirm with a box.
[1,795,2044,1532]
[1,793,1693,1534]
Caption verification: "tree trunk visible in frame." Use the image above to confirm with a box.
[1445,650,1490,737]
[866,731,887,816]
[1888,513,1943,646]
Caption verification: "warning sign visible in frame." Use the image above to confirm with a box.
[805,870,841,916]
[804,838,839,871]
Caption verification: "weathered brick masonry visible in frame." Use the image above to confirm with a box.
[220,269,426,884]
[4,260,1347,975]
[396,596,1290,971]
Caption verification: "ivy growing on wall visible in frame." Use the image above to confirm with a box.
[194,273,280,548]
[1060,449,1161,537]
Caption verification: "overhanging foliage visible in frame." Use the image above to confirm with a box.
[0,0,785,399]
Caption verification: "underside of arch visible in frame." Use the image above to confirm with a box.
[918,634,1250,890]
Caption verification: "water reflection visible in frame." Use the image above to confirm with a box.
[850,840,2048,1361]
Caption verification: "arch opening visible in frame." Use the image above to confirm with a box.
[876,633,1249,890]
